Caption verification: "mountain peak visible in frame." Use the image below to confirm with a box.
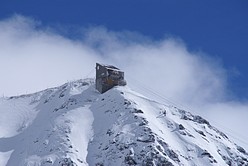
[0,79,247,165]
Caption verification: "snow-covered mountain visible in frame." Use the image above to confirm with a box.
[0,79,247,166]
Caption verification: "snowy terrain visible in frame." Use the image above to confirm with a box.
[0,79,247,165]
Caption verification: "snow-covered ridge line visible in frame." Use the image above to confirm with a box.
[0,79,247,166]
[6,78,95,100]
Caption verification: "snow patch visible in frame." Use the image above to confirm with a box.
[0,150,13,166]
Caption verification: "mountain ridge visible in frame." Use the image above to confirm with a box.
[0,79,247,165]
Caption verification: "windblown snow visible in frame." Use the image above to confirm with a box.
[0,79,247,166]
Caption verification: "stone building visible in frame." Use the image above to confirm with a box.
[95,63,127,93]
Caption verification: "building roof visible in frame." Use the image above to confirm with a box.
[99,63,122,72]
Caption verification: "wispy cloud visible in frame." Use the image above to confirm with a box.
[1,15,248,150]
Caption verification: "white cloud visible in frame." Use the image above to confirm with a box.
[0,15,101,96]
[0,15,248,150]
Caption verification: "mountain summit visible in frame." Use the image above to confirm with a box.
[0,79,247,166]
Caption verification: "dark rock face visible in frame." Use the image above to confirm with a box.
[133,108,144,114]
[178,124,185,130]
[193,115,210,125]
[237,146,246,154]
[59,158,75,166]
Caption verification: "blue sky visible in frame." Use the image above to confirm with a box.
[1,1,248,150]
[1,0,248,99]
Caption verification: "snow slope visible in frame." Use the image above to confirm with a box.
[0,79,247,165]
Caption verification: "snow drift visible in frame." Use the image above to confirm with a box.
[0,79,247,165]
